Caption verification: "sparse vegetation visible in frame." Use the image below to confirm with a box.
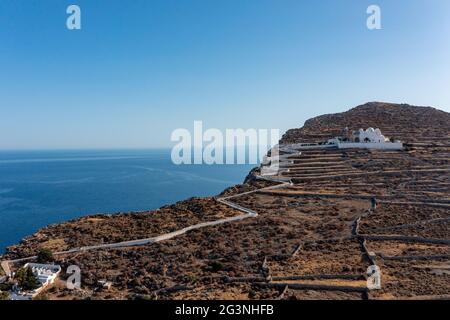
[15,267,39,291]
[0,291,9,300]
[2,102,449,300]
[5,198,241,258]
[0,283,12,291]
[210,261,224,272]
[37,248,54,263]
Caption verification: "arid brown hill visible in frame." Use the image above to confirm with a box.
[281,102,450,144]
[1,102,448,300]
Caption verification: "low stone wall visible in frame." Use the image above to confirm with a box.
[337,142,403,150]
[255,282,368,293]
[284,143,335,150]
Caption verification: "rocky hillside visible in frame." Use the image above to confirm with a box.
[1,102,449,300]
[281,102,450,144]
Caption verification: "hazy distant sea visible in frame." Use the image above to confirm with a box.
[0,149,254,252]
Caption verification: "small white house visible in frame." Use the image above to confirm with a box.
[24,263,61,287]
[9,263,62,300]
[98,280,112,290]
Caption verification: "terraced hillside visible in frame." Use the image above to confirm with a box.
[1,102,449,300]
[281,102,450,144]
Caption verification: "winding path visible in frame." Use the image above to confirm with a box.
[2,144,448,299]
[0,148,295,277]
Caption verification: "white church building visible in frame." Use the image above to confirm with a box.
[327,127,403,150]
[355,128,388,143]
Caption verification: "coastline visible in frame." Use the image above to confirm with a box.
[0,149,254,253]
[2,102,450,300]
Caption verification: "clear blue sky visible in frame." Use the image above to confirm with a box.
[1,0,449,149]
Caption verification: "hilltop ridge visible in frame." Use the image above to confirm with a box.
[2,102,449,300]
[281,102,450,144]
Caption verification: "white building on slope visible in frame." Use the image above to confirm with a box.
[327,127,403,150]
[9,263,61,300]
[25,263,61,287]
[355,128,388,143]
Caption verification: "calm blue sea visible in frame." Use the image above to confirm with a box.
[0,149,254,252]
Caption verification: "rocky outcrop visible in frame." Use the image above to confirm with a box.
[281,102,450,144]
